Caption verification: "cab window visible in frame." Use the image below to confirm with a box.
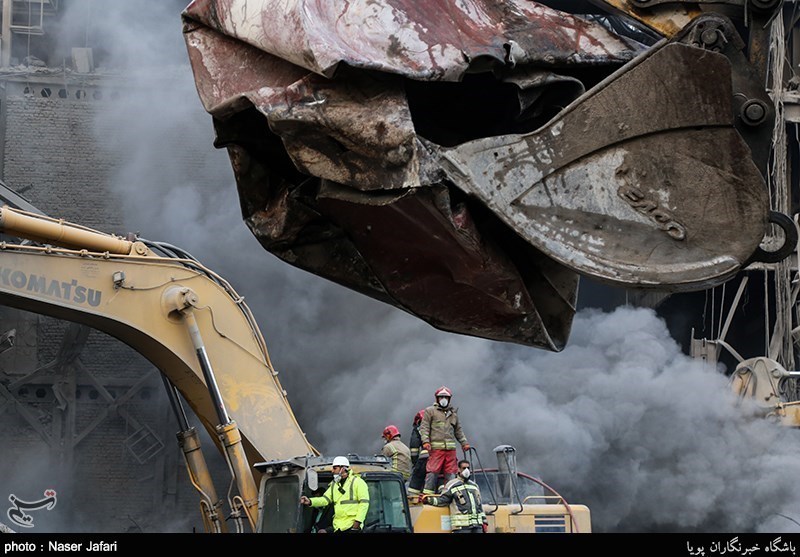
[363,478,412,532]
[260,476,301,533]
[475,472,546,505]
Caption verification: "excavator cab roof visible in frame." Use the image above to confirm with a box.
[255,453,393,475]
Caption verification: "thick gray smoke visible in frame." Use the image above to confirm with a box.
[60,0,800,533]
[0,439,70,532]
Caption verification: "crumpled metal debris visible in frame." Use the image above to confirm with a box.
[181,0,771,350]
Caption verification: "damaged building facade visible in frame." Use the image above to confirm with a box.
[0,0,224,533]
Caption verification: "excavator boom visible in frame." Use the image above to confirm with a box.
[0,206,316,467]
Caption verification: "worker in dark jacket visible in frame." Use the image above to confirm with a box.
[423,459,487,533]
[407,409,428,501]
[419,386,470,495]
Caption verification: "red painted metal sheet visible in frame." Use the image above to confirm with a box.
[180,1,769,350]
[183,0,643,80]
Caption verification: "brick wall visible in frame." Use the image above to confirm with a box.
[0,74,232,533]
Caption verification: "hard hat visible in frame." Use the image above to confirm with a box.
[332,456,350,468]
[434,386,452,399]
[383,425,400,440]
[413,409,425,426]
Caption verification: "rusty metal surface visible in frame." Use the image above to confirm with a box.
[181,0,771,349]
[183,0,644,80]
[315,182,578,350]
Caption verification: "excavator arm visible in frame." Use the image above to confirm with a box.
[0,205,317,531]
[181,0,793,351]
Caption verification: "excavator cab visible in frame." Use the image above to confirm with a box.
[255,455,414,533]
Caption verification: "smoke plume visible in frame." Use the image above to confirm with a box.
[52,0,800,533]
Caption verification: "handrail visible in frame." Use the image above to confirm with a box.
[477,468,581,533]
[518,471,580,533]
[466,447,498,515]
[521,495,566,503]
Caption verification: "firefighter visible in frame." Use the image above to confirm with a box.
[422,459,487,533]
[381,424,412,480]
[407,409,428,501]
[419,386,471,496]
[300,456,370,533]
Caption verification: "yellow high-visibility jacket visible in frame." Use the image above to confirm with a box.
[309,473,370,532]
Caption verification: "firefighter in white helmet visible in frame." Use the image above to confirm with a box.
[419,386,471,496]
[300,456,370,532]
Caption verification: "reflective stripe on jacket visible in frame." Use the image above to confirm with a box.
[419,404,467,450]
[309,473,370,531]
[428,478,486,530]
[382,438,412,479]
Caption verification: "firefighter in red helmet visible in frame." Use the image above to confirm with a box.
[381,424,412,480]
[418,386,470,496]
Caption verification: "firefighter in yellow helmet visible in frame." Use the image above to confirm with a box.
[300,456,369,533]
[419,386,470,495]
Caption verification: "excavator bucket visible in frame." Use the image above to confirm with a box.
[181,0,774,350]
[435,42,770,290]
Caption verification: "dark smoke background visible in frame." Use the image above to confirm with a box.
[47,0,800,533]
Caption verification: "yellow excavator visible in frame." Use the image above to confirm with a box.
[0,201,590,533]
[691,277,800,429]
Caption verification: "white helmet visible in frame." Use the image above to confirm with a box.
[332,456,350,468]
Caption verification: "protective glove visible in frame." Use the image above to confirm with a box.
[422,443,431,452]
[462,443,471,452]
[482,523,488,533]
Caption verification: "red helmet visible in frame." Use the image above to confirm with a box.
[383,424,400,440]
[413,409,425,426]
[434,386,452,399]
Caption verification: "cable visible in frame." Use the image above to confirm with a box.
[772,512,800,529]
